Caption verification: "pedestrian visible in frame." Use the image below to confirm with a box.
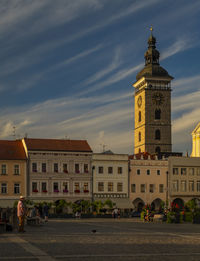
[112,208,118,219]
[43,203,49,222]
[17,195,26,232]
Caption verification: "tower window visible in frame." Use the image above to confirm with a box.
[138,111,141,122]
[155,147,161,153]
[155,109,161,120]
[155,130,161,140]
[139,132,141,142]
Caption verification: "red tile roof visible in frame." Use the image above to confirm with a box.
[129,152,155,160]
[0,140,27,160]
[24,138,92,152]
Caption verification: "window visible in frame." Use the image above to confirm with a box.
[137,169,140,175]
[75,164,80,173]
[32,163,37,172]
[172,180,178,192]
[157,170,160,175]
[155,129,161,140]
[98,166,103,174]
[139,132,141,142]
[189,168,194,176]
[108,167,113,174]
[54,163,58,173]
[155,147,161,153]
[197,168,200,176]
[197,181,200,192]
[53,182,59,192]
[173,168,178,175]
[118,167,123,174]
[84,164,88,173]
[155,109,161,120]
[181,168,187,175]
[98,182,104,192]
[1,183,7,194]
[84,183,88,191]
[42,163,46,173]
[1,164,6,175]
[147,169,150,175]
[189,181,194,192]
[14,165,20,175]
[117,182,123,192]
[159,184,164,193]
[14,183,20,194]
[149,184,154,193]
[131,184,136,193]
[63,182,68,192]
[32,182,38,192]
[74,182,80,191]
[141,184,145,193]
[138,111,141,122]
[181,181,187,192]
[42,182,47,192]
[138,148,141,153]
[108,182,113,192]
[63,164,68,173]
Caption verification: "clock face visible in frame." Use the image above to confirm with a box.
[152,92,164,105]
[137,96,142,107]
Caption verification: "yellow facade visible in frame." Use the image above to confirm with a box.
[0,160,27,207]
[191,122,200,157]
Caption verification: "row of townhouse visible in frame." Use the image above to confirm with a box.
[0,138,200,210]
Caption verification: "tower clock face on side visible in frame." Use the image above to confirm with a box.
[152,92,164,105]
[137,96,142,107]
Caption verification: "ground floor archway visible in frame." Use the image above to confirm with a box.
[172,198,184,209]
[132,198,145,212]
[151,198,163,211]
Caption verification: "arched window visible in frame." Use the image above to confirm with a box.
[155,129,161,140]
[138,148,141,153]
[155,109,161,120]
[139,132,141,142]
[138,111,141,122]
[155,147,161,153]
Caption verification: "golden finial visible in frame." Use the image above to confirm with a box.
[150,25,153,34]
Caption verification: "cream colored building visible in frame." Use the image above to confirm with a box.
[133,31,173,154]
[92,151,131,208]
[22,138,93,202]
[0,140,27,207]
[168,156,200,207]
[191,122,200,157]
[129,153,168,211]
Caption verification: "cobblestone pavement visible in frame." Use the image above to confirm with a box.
[1,219,200,261]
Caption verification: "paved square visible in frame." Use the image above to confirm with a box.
[1,219,200,260]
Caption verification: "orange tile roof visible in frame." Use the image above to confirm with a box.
[24,138,92,152]
[0,140,27,160]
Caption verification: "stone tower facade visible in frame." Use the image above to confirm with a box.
[133,30,173,154]
[191,122,200,157]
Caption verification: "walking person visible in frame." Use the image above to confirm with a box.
[17,196,26,232]
[43,203,49,222]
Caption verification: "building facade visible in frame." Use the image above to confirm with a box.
[133,30,173,154]
[22,138,93,202]
[92,151,131,208]
[129,153,168,211]
[0,140,27,207]
[168,156,200,207]
[191,122,200,157]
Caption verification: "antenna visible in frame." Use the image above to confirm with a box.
[100,143,107,152]
[13,126,16,140]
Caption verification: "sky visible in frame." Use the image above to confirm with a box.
[0,0,200,155]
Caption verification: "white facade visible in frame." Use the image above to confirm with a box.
[191,122,200,157]
[92,152,131,208]
[168,156,200,206]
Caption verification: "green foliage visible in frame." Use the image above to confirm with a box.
[185,199,197,211]
[167,211,175,223]
[92,200,104,214]
[104,199,114,210]
[185,212,193,222]
[140,211,145,221]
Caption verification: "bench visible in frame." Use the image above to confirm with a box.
[153,214,164,223]
[26,217,40,226]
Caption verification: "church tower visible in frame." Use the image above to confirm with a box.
[133,28,173,154]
